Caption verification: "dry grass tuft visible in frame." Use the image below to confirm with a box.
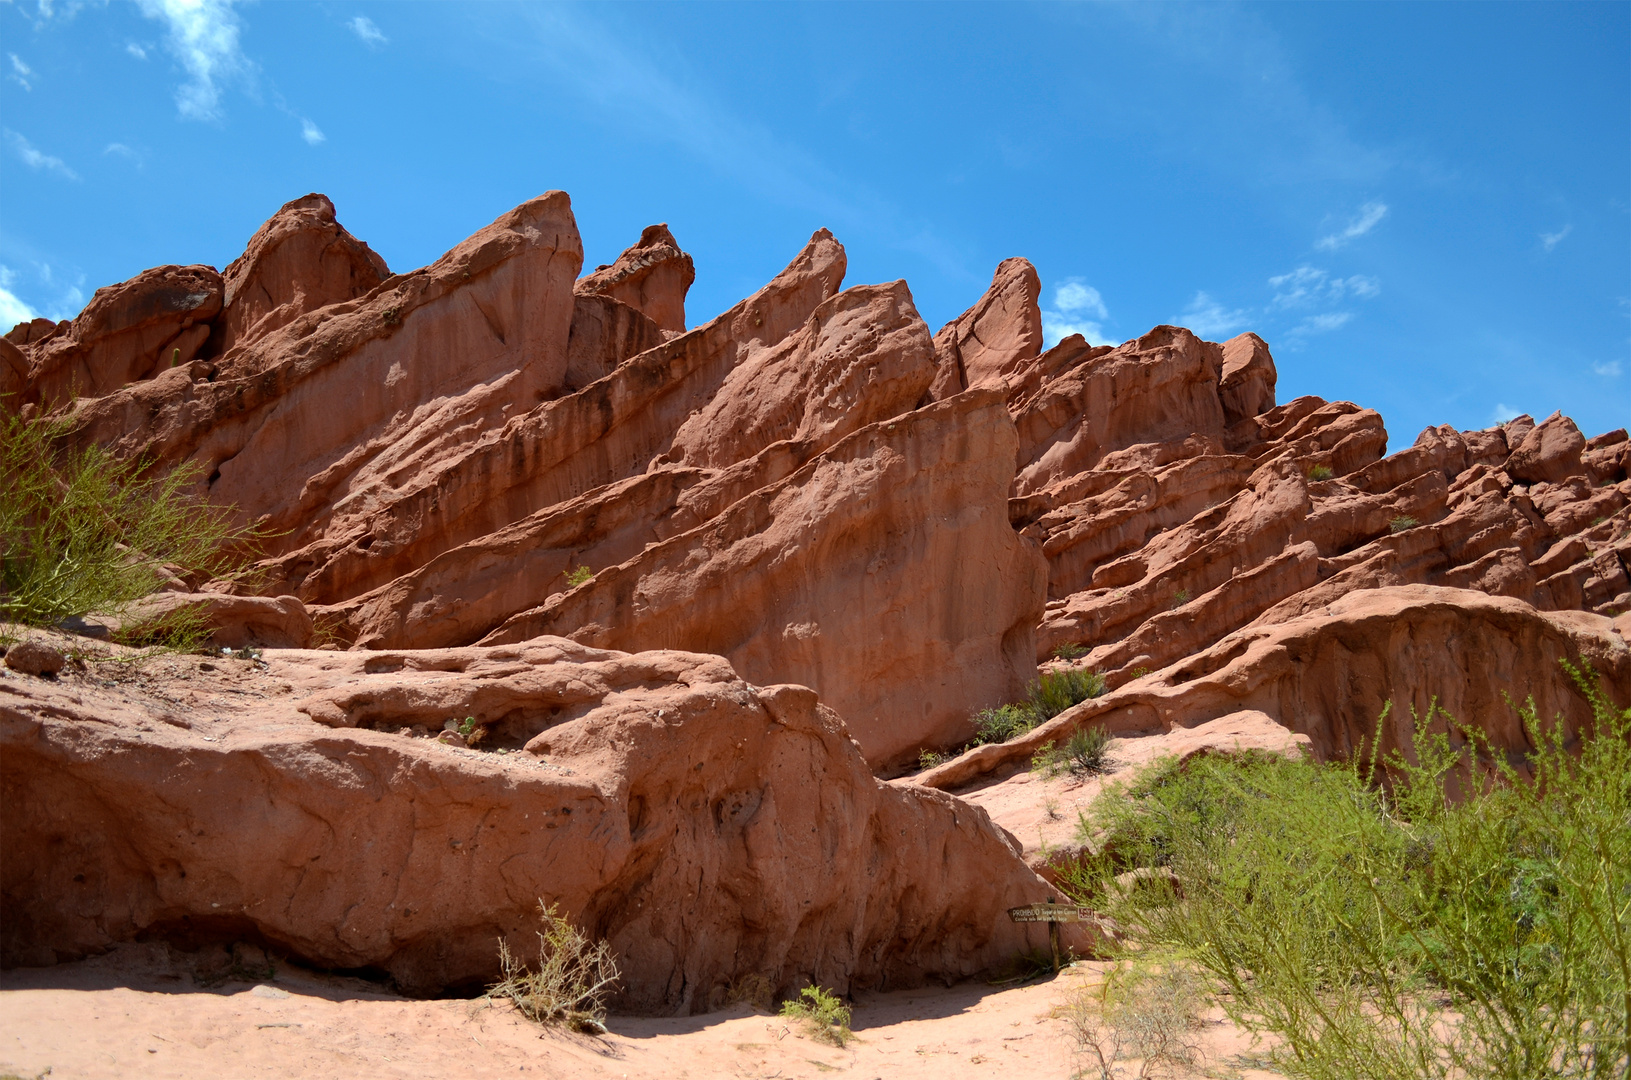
[488,901,620,1034]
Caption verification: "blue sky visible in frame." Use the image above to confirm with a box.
[2,1,1627,444]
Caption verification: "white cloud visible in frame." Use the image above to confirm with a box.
[0,266,36,328]
[1490,403,1520,424]
[1268,265,1380,309]
[5,129,78,180]
[1316,201,1389,251]
[1179,291,1249,339]
[300,118,324,145]
[349,15,386,47]
[8,53,33,91]
[1041,278,1112,347]
[1541,225,1572,252]
[104,141,135,158]
[126,42,149,60]
[1593,360,1622,377]
[1294,312,1353,335]
[136,0,251,122]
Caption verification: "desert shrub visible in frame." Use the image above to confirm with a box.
[1065,663,1630,1080]
[1054,642,1090,661]
[565,565,593,587]
[0,410,259,639]
[1169,588,1189,608]
[1033,726,1113,779]
[972,702,1035,745]
[1389,514,1419,533]
[1307,464,1335,481]
[489,901,620,1033]
[1031,667,1107,720]
[724,972,775,1011]
[779,984,852,1046]
[917,747,945,771]
[1061,955,1204,1080]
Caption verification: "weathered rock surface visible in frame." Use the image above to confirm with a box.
[918,586,1631,793]
[0,635,1070,1009]
[207,193,390,359]
[118,592,315,650]
[927,257,1043,400]
[480,389,1048,770]
[3,638,65,677]
[576,223,695,334]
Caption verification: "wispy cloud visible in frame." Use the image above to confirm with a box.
[126,42,149,60]
[1179,291,1249,339]
[1540,225,1572,252]
[1316,201,1389,251]
[349,15,386,47]
[5,130,79,180]
[136,0,251,121]
[300,118,325,145]
[8,53,33,91]
[0,266,36,329]
[103,142,144,168]
[1042,279,1113,346]
[1291,312,1353,336]
[1268,265,1380,309]
[1593,360,1623,377]
[1490,403,1520,425]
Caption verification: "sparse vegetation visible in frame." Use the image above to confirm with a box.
[1307,464,1335,481]
[779,985,852,1047]
[724,972,775,1011]
[565,565,594,587]
[1389,514,1419,533]
[1033,725,1113,779]
[1054,642,1090,661]
[1061,955,1204,1080]
[0,409,260,645]
[969,668,1108,751]
[488,901,620,1034]
[1169,588,1189,608]
[1062,662,1630,1080]
[1127,666,1151,680]
[917,747,945,771]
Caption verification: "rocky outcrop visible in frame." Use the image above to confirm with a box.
[576,223,695,334]
[479,389,1048,770]
[14,265,223,410]
[207,193,390,360]
[0,635,1071,1009]
[927,257,1043,400]
[918,586,1631,792]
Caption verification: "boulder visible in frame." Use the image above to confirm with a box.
[576,223,695,333]
[1506,410,1587,485]
[118,592,314,650]
[3,639,65,677]
[207,193,390,359]
[1217,332,1277,424]
[0,639,1073,1009]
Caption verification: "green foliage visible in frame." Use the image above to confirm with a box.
[565,565,593,588]
[457,716,478,738]
[1170,588,1189,608]
[489,901,620,1033]
[1307,464,1335,481]
[1054,642,1089,661]
[0,410,259,638]
[1065,665,1631,1080]
[1033,725,1113,779]
[779,985,852,1047]
[1389,514,1419,534]
[917,748,945,771]
[968,669,1108,750]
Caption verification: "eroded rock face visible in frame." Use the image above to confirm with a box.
[479,389,1048,771]
[208,193,390,359]
[927,257,1043,400]
[0,637,1067,1009]
[16,265,223,409]
[918,586,1631,793]
[576,223,695,333]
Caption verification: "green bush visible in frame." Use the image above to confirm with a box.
[489,901,620,1033]
[1066,663,1630,1080]
[1307,464,1335,481]
[779,985,852,1046]
[1389,514,1419,534]
[968,669,1107,750]
[1054,642,1089,661]
[0,410,258,637]
[565,565,593,587]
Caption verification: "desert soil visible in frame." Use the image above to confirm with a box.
[0,943,1286,1080]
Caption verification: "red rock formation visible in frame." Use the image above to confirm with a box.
[0,637,1072,1009]
[207,193,390,360]
[576,223,695,333]
[14,265,223,410]
[926,257,1043,400]
[478,388,1048,770]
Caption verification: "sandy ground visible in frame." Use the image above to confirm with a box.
[0,944,1283,1080]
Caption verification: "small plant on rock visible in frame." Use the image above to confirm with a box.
[565,565,594,588]
[779,985,852,1047]
[917,748,945,771]
[1389,514,1419,534]
[1054,642,1089,661]
[1067,725,1112,775]
[1170,588,1189,609]
[1307,464,1335,481]
[488,901,620,1034]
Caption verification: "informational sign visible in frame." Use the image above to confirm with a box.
[1007,902,1092,923]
